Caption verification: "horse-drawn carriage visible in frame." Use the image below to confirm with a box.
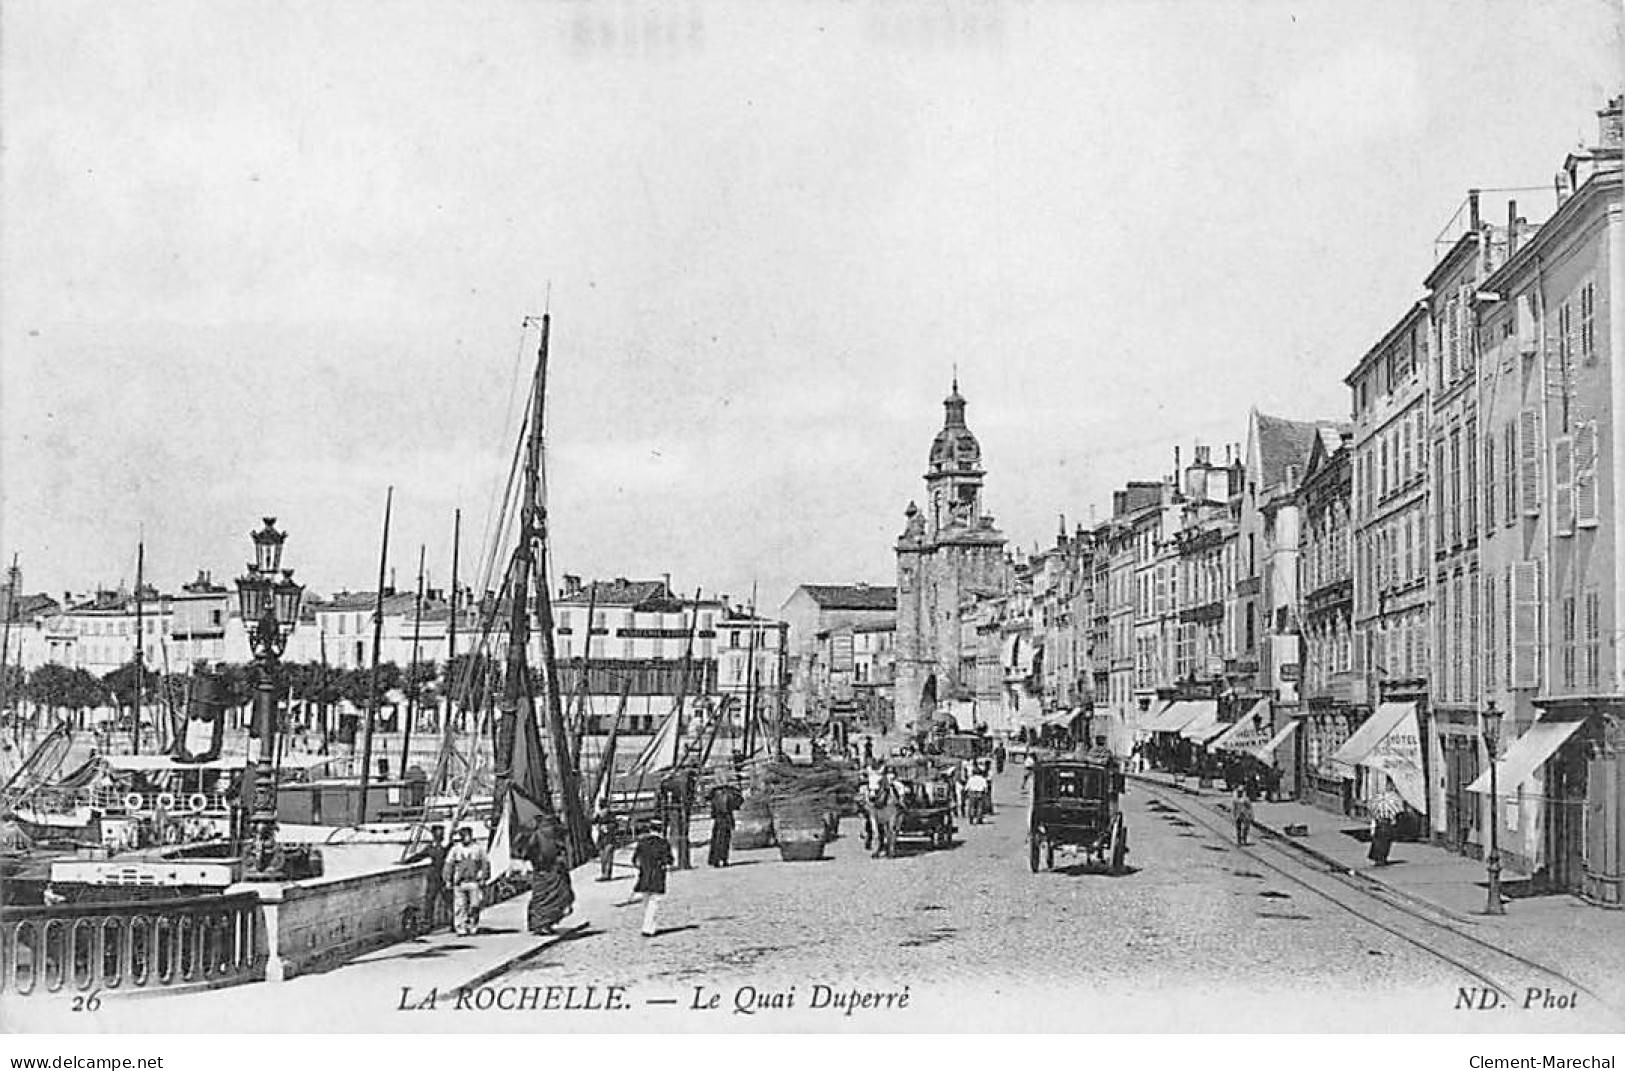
[1027,749,1127,874]
[862,757,958,855]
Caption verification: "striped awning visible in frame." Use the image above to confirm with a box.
[1145,700,1216,734]
[1251,720,1300,761]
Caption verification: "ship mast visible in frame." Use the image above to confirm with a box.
[494,313,591,862]
[528,315,592,861]
[132,541,145,755]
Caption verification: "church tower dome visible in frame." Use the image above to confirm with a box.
[927,377,983,475]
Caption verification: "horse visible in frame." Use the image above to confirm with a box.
[862,776,904,859]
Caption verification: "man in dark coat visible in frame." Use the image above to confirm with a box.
[592,802,619,882]
[632,820,674,937]
[707,784,741,867]
[402,824,448,932]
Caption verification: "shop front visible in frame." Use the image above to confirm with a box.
[1432,706,1482,856]
[1327,701,1429,833]
[1527,697,1625,906]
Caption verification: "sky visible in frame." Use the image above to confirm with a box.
[2,0,1620,613]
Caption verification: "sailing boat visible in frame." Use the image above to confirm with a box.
[440,313,592,879]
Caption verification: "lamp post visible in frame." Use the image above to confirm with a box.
[1481,700,1505,916]
[236,517,304,881]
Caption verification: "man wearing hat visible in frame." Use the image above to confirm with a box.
[443,826,490,936]
[403,824,448,932]
[631,818,674,938]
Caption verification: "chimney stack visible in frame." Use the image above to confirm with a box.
[1507,199,1519,258]
[1468,188,1481,232]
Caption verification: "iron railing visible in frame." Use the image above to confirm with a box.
[0,891,262,996]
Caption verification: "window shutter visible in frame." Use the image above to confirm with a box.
[1510,559,1542,690]
[1503,422,1517,523]
[1484,433,1496,531]
[1517,293,1536,356]
[1575,420,1600,528]
[1519,407,1541,516]
[1553,436,1575,536]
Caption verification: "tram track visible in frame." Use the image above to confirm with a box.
[1138,781,1624,1026]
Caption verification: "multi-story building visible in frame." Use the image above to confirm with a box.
[1426,187,1521,845]
[551,577,726,735]
[780,582,896,722]
[1173,446,1242,694]
[895,381,1009,725]
[1344,304,1433,820]
[1476,97,1622,902]
[1296,424,1357,806]
[805,619,890,729]
[1237,411,1341,743]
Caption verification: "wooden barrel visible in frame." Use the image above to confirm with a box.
[773,798,829,862]
[732,796,775,850]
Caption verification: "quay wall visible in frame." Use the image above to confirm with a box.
[240,861,431,982]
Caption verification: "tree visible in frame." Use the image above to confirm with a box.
[102,662,163,711]
[26,663,78,717]
[405,659,438,698]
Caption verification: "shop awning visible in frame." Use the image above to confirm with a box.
[1328,702,1416,772]
[1177,702,1222,740]
[1207,699,1273,752]
[1251,720,1299,761]
[1040,708,1079,727]
[1183,719,1230,744]
[1146,700,1215,734]
[1466,718,1585,794]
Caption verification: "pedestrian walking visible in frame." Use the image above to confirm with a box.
[402,824,448,932]
[632,819,674,938]
[994,742,1006,775]
[708,783,741,867]
[965,767,990,825]
[523,815,575,935]
[443,826,490,936]
[1232,788,1254,847]
[862,736,875,766]
[1367,815,1395,866]
[1021,751,1036,793]
[593,802,619,882]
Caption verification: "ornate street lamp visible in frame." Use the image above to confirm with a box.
[1481,701,1505,916]
[236,517,304,881]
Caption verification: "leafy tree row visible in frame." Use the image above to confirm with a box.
[4,652,500,722]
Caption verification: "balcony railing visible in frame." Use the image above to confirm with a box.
[1,891,263,996]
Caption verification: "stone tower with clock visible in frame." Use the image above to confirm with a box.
[895,380,1008,728]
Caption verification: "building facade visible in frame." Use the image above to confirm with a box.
[895,382,1008,726]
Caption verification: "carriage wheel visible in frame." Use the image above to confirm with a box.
[1028,834,1040,873]
[1109,819,1127,875]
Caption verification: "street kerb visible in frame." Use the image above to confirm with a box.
[1129,770,1480,927]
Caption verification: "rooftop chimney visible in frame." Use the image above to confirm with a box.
[1507,199,1519,258]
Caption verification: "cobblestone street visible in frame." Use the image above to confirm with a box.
[488,767,1610,1031]
[11,766,1623,1032]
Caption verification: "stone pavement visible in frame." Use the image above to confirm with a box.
[1130,768,1625,1000]
[7,823,717,1032]
[290,817,721,994]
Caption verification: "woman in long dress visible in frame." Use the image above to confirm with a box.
[524,815,576,934]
